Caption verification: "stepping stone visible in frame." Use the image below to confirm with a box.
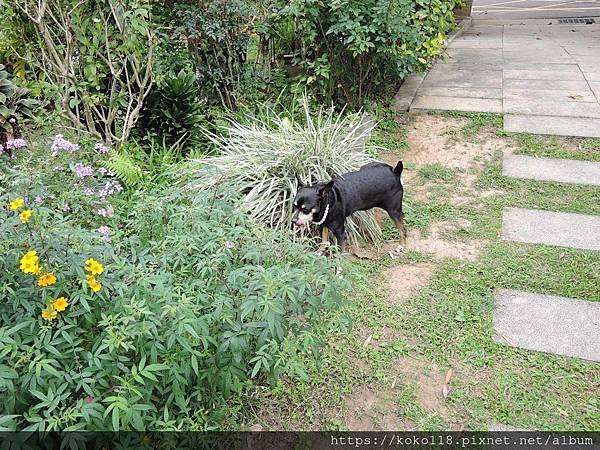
[504,114,600,138]
[494,289,600,362]
[503,69,585,81]
[502,207,600,251]
[503,154,600,186]
[411,96,502,113]
[503,98,600,118]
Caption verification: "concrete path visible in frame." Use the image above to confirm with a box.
[474,0,600,20]
[502,207,600,250]
[410,19,600,137]
[503,154,600,185]
[494,289,600,362]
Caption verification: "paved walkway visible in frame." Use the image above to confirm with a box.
[473,0,600,20]
[494,154,600,365]
[411,19,600,137]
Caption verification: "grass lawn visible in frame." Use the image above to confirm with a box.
[251,111,600,431]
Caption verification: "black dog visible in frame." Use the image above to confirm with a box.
[292,161,406,251]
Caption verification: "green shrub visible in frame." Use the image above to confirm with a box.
[137,71,205,152]
[183,100,383,246]
[0,64,36,148]
[0,133,349,431]
[262,0,460,106]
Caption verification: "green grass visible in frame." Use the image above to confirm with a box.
[442,111,505,142]
[252,112,600,432]
[513,134,600,162]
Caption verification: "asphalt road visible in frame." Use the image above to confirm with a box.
[473,0,600,19]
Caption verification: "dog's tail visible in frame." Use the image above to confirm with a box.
[393,160,403,177]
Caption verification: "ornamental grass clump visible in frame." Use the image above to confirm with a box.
[184,101,384,246]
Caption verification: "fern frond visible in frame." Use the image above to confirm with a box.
[104,151,144,188]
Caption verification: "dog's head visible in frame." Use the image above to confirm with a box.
[292,180,334,227]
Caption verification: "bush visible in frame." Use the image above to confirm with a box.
[0,64,36,150]
[10,0,155,145]
[0,133,348,431]
[262,0,460,106]
[137,70,205,151]
[183,100,383,246]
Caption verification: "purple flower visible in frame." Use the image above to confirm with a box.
[34,196,44,205]
[98,180,123,202]
[97,205,114,217]
[51,134,80,156]
[97,167,108,175]
[52,165,65,172]
[62,204,71,212]
[94,142,110,155]
[4,138,27,150]
[74,163,94,179]
[98,225,112,243]
[83,187,94,196]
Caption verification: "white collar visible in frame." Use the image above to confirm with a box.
[313,203,329,226]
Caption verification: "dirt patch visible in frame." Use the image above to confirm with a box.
[406,220,485,262]
[383,263,436,304]
[381,113,515,192]
[394,356,449,415]
[344,386,413,431]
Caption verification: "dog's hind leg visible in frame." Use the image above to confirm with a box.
[385,201,407,246]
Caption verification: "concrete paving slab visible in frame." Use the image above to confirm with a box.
[422,71,503,89]
[418,86,503,99]
[494,289,600,362]
[504,114,600,137]
[503,69,585,81]
[503,79,592,91]
[502,207,600,251]
[503,88,597,103]
[503,154,600,186]
[504,98,600,118]
[392,74,425,112]
[411,96,503,113]
[585,72,600,82]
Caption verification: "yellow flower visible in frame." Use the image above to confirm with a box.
[19,209,33,223]
[52,297,69,312]
[41,307,58,322]
[20,251,41,275]
[21,250,38,263]
[38,272,57,287]
[84,258,104,275]
[9,197,24,210]
[86,274,102,293]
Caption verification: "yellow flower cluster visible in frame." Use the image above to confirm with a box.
[41,297,69,322]
[20,209,33,223]
[9,197,24,210]
[20,250,41,275]
[85,258,104,293]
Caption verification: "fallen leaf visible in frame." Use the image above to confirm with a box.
[445,368,454,384]
[363,334,373,348]
[568,94,584,100]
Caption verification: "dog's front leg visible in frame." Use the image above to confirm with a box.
[321,226,329,244]
[329,221,348,253]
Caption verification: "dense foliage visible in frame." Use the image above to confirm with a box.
[0,136,348,430]
[262,0,460,106]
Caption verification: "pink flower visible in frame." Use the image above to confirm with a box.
[51,134,80,156]
[34,196,44,205]
[97,205,114,217]
[4,138,27,150]
[98,225,112,243]
[94,142,110,155]
[74,163,94,179]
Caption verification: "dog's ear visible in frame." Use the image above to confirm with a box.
[318,180,334,198]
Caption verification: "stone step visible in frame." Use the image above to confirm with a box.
[494,289,600,362]
[503,154,600,186]
[502,207,600,251]
[504,114,600,138]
